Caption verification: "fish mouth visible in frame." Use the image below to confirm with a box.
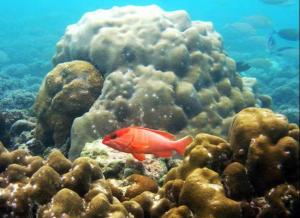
[102,136,109,145]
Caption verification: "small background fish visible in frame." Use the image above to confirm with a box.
[260,0,293,5]
[277,28,299,41]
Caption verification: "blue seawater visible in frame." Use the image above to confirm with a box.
[0,0,299,122]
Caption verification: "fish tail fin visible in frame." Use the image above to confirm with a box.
[174,136,193,156]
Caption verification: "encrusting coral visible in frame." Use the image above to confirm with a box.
[46,5,264,159]
[1,107,298,217]
[34,60,103,148]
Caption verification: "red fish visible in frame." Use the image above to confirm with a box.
[102,126,193,161]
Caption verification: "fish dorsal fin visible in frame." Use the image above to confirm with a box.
[133,126,176,140]
[115,127,131,136]
[132,153,146,161]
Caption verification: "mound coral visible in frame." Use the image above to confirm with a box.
[228,107,299,195]
[34,60,103,148]
[52,5,262,159]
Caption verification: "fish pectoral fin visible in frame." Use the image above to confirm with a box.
[130,144,148,152]
[154,151,173,158]
[132,153,146,161]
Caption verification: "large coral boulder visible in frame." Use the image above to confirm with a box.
[229,107,291,162]
[34,60,103,148]
[59,6,261,159]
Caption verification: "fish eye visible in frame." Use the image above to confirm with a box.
[110,133,117,139]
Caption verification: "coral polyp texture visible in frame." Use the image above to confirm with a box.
[1,108,298,217]
[51,5,261,158]
[34,60,103,148]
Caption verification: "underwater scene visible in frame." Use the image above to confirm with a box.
[0,0,299,217]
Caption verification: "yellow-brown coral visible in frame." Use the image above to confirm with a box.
[34,60,103,147]
[228,107,299,194]
[1,107,299,217]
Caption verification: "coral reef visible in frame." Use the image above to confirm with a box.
[0,111,41,156]
[10,119,35,137]
[34,60,103,148]
[250,184,300,217]
[0,63,45,111]
[0,90,36,110]
[54,5,263,159]
[0,144,160,217]
[242,66,299,125]
[159,108,299,217]
[228,107,299,195]
[1,4,298,217]
[1,107,298,217]
[0,113,10,146]
[0,110,28,147]
[161,134,241,218]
